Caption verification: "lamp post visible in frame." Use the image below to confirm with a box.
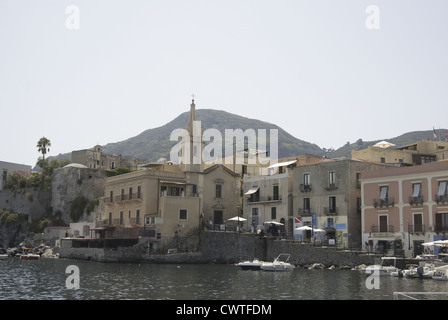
[407,219,411,258]
[237,205,240,232]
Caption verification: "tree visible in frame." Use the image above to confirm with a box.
[37,137,51,163]
[37,137,51,187]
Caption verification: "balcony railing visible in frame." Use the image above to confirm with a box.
[247,196,282,203]
[297,208,313,216]
[408,224,426,233]
[409,196,424,206]
[105,193,142,203]
[324,207,338,215]
[299,184,312,192]
[370,225,395,233]
[373,198,395,208]
[434,225,448,233]
[325,183,338,191]
[435,194,448,204]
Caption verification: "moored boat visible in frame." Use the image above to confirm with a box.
[0,254,8,260]
[237,259,263,270]
[20,254,40,260]
[360,257,400,276]
[260,254,294,272]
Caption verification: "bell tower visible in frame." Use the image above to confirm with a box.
[181,98,204,172]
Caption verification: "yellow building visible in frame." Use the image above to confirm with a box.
[99,99,241,251]
[352,140,448,166]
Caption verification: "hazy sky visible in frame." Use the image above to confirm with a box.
[1,0,447,166]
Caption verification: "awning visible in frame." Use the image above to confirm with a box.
[267,160,297,169]
[244,187,259,195]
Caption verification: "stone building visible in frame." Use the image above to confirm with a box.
[0,160,32,190]
[293,158,390,248]
[71,145,147,170]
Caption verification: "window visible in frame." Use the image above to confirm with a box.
[136,210,140,224]
[119,211,124,224]
[380,157,385,163]
[303,198,310,213]
[171,187,180,196]
[252,208,259,216]
[412,183,421,197]
[108,212,112,225]
[303,173,310,186]
[137,186,141,198]
[413,213,423,232]
[380,186,388,203]
[109,190,113,202]
[129,187,133,200]
[273,185,279,200]
[356,172,361,188]
[328,171,336,186]
[329,196,336,213]
[438,181,447,201]
[379,215,388,232]
[121,189,125,201]
[271,207,277,219]
[215,184,222,198]
[179,209,187,220]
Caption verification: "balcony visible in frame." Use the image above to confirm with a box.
[409,196,424,206]
[297,208,313,216]
[325,183,338,191]
[373,198,395,208]
[435,194,448,204]
[408,224,426,234]
[247,195,282,204]
[370,225,395,237]
[107,193,142,204]
[299,184,312,192]
[324,207,339,215]
[434,225,448,233]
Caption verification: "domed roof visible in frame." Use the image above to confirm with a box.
[64,163,87,169]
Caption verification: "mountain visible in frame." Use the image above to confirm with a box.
[326,130,448,159]
[101,109,325,161]
[55,108,445,163]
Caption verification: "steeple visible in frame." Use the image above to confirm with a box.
[180,97,204,173]
[187,98,196,135]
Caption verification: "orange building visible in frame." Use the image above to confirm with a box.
[361,160,448,257]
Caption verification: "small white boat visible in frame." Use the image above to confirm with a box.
[237,259,263,271]
[20,254,40,260]
[360,257,400,276]
[432,265,448,281]
[261,254,294,272]
[0,254,8,260]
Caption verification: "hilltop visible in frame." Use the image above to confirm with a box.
[54,109,445,163]
[101,109,324,161]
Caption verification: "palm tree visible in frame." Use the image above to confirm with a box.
[37,137,51,187]
[37,137,51,163]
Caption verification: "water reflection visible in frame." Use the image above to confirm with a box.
[0,258,447,300]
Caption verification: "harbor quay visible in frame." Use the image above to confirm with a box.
[59,230,378,268]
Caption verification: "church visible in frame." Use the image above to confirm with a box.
[101,99,241,251]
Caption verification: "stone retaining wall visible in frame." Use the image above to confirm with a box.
[60,231,377,266]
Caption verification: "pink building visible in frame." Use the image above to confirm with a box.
[361,160,448,257]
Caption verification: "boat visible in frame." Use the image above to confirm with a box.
[0,254,8,260]
[260,254,294,272]
[20,254,40,260]
[432,265,448,281]
[360,257,400,276]
[237,259,263,271]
